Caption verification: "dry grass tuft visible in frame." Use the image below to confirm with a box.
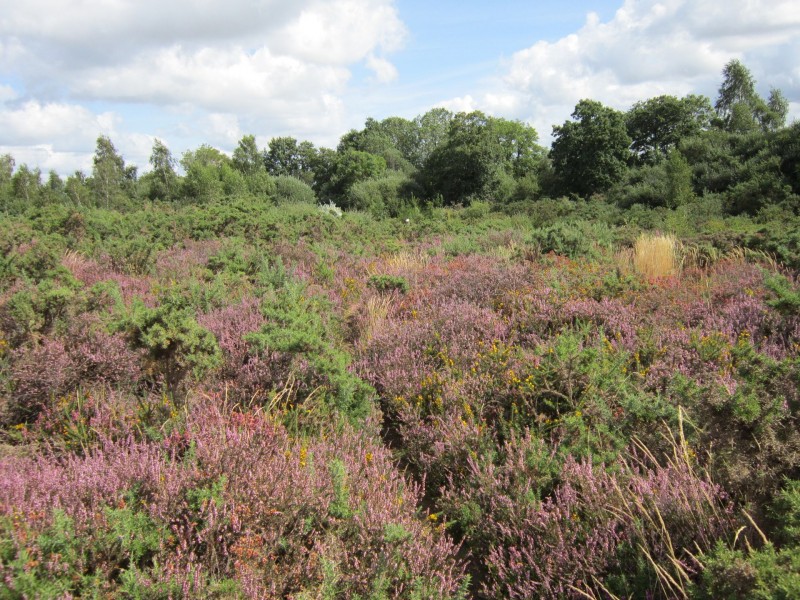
[361,294,395,346]
[633,233,679,279]
[370,251,430,276]
[61,249,88,270]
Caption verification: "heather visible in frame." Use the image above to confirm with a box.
[2,65,800,597]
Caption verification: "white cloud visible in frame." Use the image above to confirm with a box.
[272,0,406,64]
[74,45,351,116]
[435,95,478,114]
[0,100,117,147]
[0,0,406,173]
[453,0,800,141]
[366,54,399,83]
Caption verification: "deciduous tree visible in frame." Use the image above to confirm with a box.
[550,99,631,198]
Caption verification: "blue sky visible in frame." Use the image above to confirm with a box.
[1,0,798,176]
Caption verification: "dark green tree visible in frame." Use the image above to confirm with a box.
[422,111,541,204]
[626,94,713,164]
[264,137,316,185]
[550,99,631,197]
[321,149,386,204]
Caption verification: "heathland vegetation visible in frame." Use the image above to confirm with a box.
[0,60,799,598]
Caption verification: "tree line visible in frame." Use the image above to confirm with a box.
[1,59,797,217]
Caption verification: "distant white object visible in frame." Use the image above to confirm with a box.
[404,218,410,224]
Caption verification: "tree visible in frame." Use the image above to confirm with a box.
[146,139,179,201]
[714,59,787,133]
[42,170,66,205]
[422,111,541,205]
[90,135,128,208]
[626,94,713,163]
[12,164,42,205]
[1,154,15,212]
[65,171,91,206]
[550,99,632,197]
[715,59,758,128]
[762,88,789,132]
[180,145,230,203]
[232,134,263,175]
[338,120,415,174]
[322,149,386,205]
[664,149,694,208]
[412,107,453,168]
[265,137,316,185]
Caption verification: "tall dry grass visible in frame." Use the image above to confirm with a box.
[633,233,679,279]
[361,294,395,346]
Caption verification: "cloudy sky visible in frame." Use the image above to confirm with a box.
[1,0,798,176]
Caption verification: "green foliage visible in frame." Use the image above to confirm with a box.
[115,287,221,391]
[694,542,800,600]
[347,172,420,217]
[765,274,800,316]
[551,99,632,198]
[367,274,409,294]
[422,111,542,205]
[322,149,387,204]
[328,459,353,519]
[627,94,713,164]
[144,138,180,201]
[527,220,613,259]
[273,175,317,205]
[0,500,187,600]
[246,284,374,422]
[91,135,135,210]
[665,148,695,208]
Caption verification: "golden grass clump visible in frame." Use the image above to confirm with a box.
[381,250,430,273]
[633,233,679,279]
[361,294,394,346]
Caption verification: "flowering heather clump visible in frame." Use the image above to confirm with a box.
[0,397,467,598]
[155,239,222,280]
[439,434,734,600]
[5,314,141,422]
[196,296,267,380]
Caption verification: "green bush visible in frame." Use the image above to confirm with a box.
[527,221,611,259]
[246,284,374,424]
[114,287,221,392]
[693,543,800,599]
[367,274,409,294]
[273,175,316,205]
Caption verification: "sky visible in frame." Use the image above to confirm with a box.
[1,0,799,177]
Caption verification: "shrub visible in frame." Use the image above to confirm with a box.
[246,284,375,423]
[273,175,316,205]
[367,274,409,294]
[114,287,221,393]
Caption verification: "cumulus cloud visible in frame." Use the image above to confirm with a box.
[451,0,800,141]
[0,0,406,173]
[0,101,117,147]
[366,54,399,83]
